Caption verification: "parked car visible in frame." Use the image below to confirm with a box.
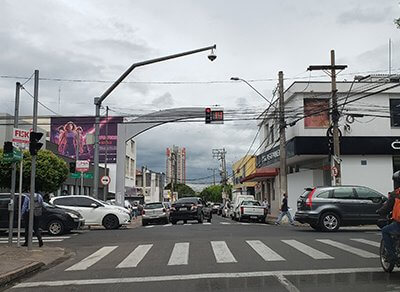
[212,203,221,214]
[236,200,267,222]
[142,202,169,226]
[231,195,255,220]
[106,199,134,218]
[0,193,85,236]
[50,195,131,230]
[295,186,387,232]
[169,197,212,224]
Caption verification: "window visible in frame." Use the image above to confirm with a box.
[270,125,274,144]
[332,188,354,199]
[304,98,330,128]
[316,191,330,198]
[355,187,382,200]
[241,201,261,206]
[75,197,97,207]
[54,197,77,206]
[390,99,400,127]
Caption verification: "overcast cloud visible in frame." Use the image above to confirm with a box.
[0,0,399,188]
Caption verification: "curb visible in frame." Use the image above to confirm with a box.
[0,261,44,288]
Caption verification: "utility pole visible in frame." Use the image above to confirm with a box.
[103,106,109,201]
[28,70,39,250]
[207,168,217,185]
[212,148,227,200]
[278,71,288,198]
[308,50,347,186]
[8,82,21,245]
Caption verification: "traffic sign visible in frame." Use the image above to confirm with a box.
[12,128,30,150]
[76,160,90,172]
[101,175,111,185]
[70,172,93,179]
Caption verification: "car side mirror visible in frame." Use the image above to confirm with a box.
[90,203,98,208]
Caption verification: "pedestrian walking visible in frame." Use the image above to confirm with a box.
[275,193,295,225]
[22,193,44,247]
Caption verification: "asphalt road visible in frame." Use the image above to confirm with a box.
[6,216,400,292]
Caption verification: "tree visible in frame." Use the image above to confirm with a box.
[200,185,223,203]
[164,182,196,197]
[395,18,400,29]
[0,149,69,194]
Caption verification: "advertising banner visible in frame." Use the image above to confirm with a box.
[50,116,123,163]
[304,98,330,128]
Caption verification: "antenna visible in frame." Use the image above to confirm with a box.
[58,86,61,113]
[389,38,392,75]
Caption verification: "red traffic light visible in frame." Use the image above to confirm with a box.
[205,108,211,113]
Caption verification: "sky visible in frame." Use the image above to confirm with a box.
[0,0,399,189]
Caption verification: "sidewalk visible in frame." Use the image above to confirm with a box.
[0,245,72,288]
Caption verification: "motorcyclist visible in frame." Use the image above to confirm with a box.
[377,170,400,264]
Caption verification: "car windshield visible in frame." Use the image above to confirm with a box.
[242,201,261,206]
[300,188,314,198]
[145,203,164,209]
[175,198,197,204]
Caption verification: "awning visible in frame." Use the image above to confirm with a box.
[240,167,279,183]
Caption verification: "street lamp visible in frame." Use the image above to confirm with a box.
[230,77,277,109]
[92,45,217,198]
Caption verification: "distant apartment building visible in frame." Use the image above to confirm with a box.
[166,145,186,184]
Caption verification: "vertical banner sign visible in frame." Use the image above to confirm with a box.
[50,116,123,163]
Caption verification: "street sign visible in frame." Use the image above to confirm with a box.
[12,128,30,149]
[84,173,93,179]
[2,148,22,163]
[76,160,90,172]
[70,172,81,179]
[70,172,93,179]
[101,175,111,185]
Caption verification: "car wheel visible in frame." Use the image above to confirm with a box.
[47,220,65,236]
[198,213,204,224]
[102,214,119,230]
[319,212,340,232]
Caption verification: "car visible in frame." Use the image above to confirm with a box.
[295,185,387,232]
[142,202,169,226]
[0,193,85,236]
[212,203,221,214]
[231,195,255,220]
[169,197,212,224]
[236,200,267,222]
[106,199,134,218]
[50,195,131,230]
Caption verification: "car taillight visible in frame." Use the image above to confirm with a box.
[306,188,316,207]
[240,206,244,214]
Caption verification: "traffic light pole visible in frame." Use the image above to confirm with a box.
[28,70,39,251]
[8,82,21,245]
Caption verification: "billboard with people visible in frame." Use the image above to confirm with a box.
[50,116,123,163]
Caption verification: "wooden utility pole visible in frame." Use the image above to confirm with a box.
[278,71,287,197]
[308,50,347,186]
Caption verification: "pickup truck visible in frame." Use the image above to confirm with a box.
[235,200,267,223]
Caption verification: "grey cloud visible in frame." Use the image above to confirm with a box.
[151,92,175,108]
[337,5,393,24]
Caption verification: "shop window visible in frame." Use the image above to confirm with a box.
[390,99,400,127]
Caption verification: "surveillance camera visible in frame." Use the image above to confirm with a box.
[208,50,217,61]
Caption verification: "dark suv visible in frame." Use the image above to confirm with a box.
[295,186,387,232]
[170,197,212,224]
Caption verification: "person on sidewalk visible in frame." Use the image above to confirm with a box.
[275,193,295,225]
[21,193,44,247]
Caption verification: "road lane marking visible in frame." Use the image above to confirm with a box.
[203,222,211,225]
[117,244,153,268]
[211,241,237,263]
[281,240,334,260]
[317,239,379,258]
[163,224,172,227]
[168,242,189,266]
[246,240,285,261]
[240,222,250,225]
[66,246,118,271]
[275,274,300,292]
[220,222,231,225]
[14,267,383,288]
[0,240,63,244]
[350,238,380,247]
[144,226,154,228]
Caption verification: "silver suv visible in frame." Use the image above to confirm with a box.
[295,186,387,232]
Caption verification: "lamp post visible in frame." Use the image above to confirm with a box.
[92,45,217,198]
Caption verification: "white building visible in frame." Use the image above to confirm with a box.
[136,166,165,203]
[251,75,400,217]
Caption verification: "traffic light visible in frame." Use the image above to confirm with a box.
[3,142,13,154]
[29,132,43,156]
[69,162,76,173]
[205,107,211,124]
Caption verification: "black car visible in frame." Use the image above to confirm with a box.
[0,193,85,236]
[295,186,387,232]
[170,197,212,224]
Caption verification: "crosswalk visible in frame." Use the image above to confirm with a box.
[0,235,72,244]
[63,237,381,271]
[144,221,266,228]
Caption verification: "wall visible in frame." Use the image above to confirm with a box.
[341,155,393,195]
[287,170,314,213]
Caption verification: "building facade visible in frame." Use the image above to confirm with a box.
[232,155,257,198]
[136,166,165,203]
[253,75,400,217]
[166,145,186,185]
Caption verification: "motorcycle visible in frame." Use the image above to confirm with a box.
[377,216,400,272]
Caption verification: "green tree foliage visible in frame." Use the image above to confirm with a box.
[200,185,223,203]
[0,149,69,194]
[164,182,196,197]
[395,18,400,29]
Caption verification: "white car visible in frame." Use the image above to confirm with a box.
[50,195,131,229]
[231,194,255,220]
